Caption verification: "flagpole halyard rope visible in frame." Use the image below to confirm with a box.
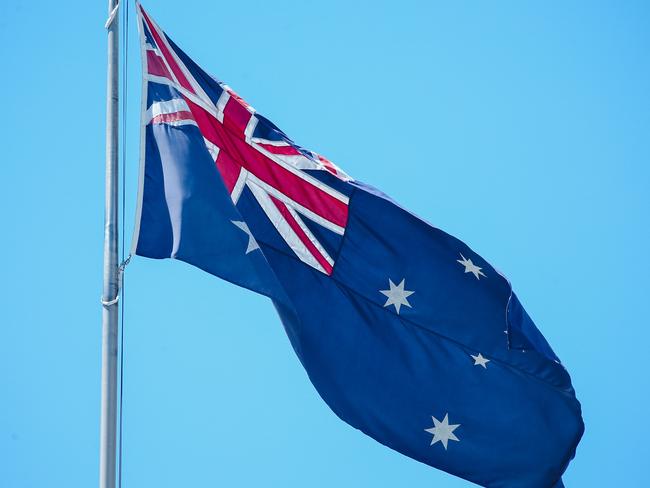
[117,1,130,487]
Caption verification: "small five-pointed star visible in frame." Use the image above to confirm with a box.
[231,220,259,254]
[425,413,460,450]
[457,253,486,280]
[380,278,414,314]
[471,352,490,369]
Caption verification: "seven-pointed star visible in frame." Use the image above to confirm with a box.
[424,413,460,449]
[380,278,414,314]
[471,352,490,369]
[457,253,486,280]
[231,220,259,254]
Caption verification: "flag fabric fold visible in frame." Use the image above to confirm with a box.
[132,4,584,486]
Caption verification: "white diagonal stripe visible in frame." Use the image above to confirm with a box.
[285,205,334,266]
[246,173,345,236]
[203,138,220,161]
[214,90,230,123]
[246,179,326,273]
[231,168,248,204]
[250,137,290,146]
[244,115,258,142]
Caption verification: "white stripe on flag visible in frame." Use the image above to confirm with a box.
[246,179,326,273]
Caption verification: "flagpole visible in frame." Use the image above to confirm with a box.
[100,0,120,487]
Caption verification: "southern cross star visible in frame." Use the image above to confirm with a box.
[471,352,490,369]
[380,278,414,314]
[425,413,460,450]
[457,253,486,280]
[231,220,259,254]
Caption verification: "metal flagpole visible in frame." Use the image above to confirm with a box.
[100,0,120,487]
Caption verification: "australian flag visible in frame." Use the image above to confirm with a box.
[132,4,584,486]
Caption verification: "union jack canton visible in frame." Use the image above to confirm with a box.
[137,5,350,276]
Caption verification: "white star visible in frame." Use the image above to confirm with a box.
[471,352,490,369]
[231,220,259,254]
[424,413,460,450]
[457,253,486,280]
[380,278,414,314]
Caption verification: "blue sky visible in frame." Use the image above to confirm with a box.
[1,1,649,486]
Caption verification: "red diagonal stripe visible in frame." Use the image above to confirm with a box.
[223,96,252,133]
[215,152,241,193]
[140,8,195,95]
[257,144,302,156]
[270,196,333,275]
[146,50,172,79]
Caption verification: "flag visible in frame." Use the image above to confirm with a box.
[132,4,584,486]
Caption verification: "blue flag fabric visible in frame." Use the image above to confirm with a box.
[133,5,583,486]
